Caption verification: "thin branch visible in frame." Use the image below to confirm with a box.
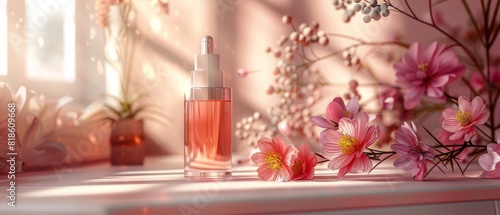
[368,152,396,174]
[315,152,329,161]
[462,152,483,174]
[461,0,486,46]
[325,33,365,43]
[387,1,484,75]
[452,157,464,176]
[433,144,486,149]
[425,160,445,178]
[404,0,417,18]
[475,125,495,142]
[488,0,500,44]
[460,77,480,98]
[491,22,500,47]
[481,0,487,18]
[422,126,447,149]
[311,41,409,64]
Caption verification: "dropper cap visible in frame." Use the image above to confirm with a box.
[192,36,224,87]
[201,36,214,54]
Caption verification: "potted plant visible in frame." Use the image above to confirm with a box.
[105,94,148,165]
[95,0,169,165]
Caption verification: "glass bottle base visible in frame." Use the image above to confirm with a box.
[184,170,232,179]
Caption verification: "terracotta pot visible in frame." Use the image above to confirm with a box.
[110,119,144,165]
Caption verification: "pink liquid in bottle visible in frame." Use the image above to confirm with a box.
[184,98,232,178]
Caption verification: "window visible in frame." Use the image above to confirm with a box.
[1,1,104,105]
[25,0,75,82]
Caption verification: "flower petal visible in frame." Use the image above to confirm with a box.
[350,155,372,173]
[257,164,277,181]
[345,96,360,117]
[458,96,472,112]
[391,143,411,155]
[257,137,274,153]
[322,140,342,159]
[328,154,354,170]
[251,153,267,165]
[480,163,500,179]
[403,88,424,110]
[442,109,460,132]
[326,98,346,123]
[394,155,417,171]
[479,144,500,171]
[413,162,428,181]
[276,165,292,182]
[310,116,336,129]
[338,117,356,136]
[337,165,350,179]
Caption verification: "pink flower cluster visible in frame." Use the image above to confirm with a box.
[396,95,493,180]
[311,97,380,179]
[391,95,491,180]
[251,136,317,181]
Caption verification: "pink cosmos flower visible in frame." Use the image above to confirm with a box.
[321,112,380,179]
[391,122,435,181]
[478,142,500,179]
[251,136,297,182]
[394,41,465,109]
[442,96,490,141]
[290,143,318,180]
[436,116,469,163]
[310,96,359,130]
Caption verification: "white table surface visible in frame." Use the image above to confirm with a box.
[1,156,499,215]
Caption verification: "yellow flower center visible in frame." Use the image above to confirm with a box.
[338,134,358,155]
[455,110,472,126]
[418,63,429,72]
[343,110,350,117]
[265,151,282,170]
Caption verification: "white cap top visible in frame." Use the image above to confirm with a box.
[192,36,224,87]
